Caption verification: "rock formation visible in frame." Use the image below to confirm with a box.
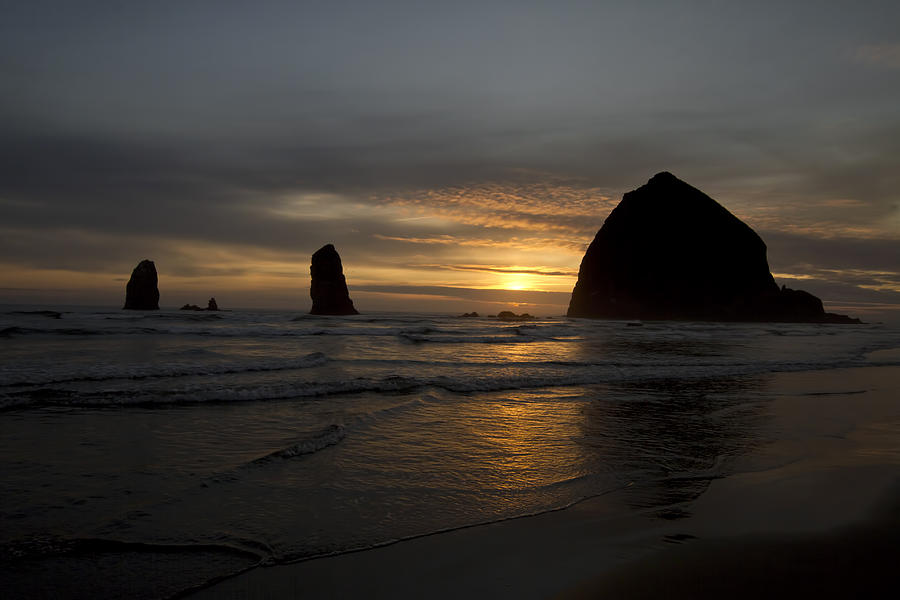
[496,311,535,321]
[123,259,160,310]
[567,172,859,323]
[309,244,359,315]
[180,298,220,311]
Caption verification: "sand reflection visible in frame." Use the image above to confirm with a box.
[580,375,769,519]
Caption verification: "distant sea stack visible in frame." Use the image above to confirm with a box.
[123,259,160,310]
[180,298,220,311]
[309,244,359,315]
[567,172,859,323]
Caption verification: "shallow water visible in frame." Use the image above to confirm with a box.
[1,307,898,598]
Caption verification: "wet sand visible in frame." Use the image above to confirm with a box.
[190,365,900,599]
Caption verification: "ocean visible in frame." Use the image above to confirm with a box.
[1,306,898,598]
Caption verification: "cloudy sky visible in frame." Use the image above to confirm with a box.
[2,0,898,318]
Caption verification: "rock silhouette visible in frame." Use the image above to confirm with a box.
[180,298,220,311]
[123,259,160,310]
[567,172,859,323]
[496,311,534,321]
[309,244,359,315]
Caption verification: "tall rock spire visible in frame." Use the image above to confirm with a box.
[123,259,160,310]
[309,244,359,315]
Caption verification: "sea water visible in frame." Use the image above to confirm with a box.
[1,306,898,598]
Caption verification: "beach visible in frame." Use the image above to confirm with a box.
[2,309,898,599]
[192,364,900,599]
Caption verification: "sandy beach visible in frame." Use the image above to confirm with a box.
[190,364,900,599]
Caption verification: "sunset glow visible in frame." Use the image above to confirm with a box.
[0,2,897,320]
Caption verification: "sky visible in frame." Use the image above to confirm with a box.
[1,0,899,319]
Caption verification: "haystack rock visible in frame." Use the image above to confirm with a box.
[567,172,859,323]
[123,259,160,310]
[309,244,359,315]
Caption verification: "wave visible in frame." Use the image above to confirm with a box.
[0,535,262,563]
[1,326,109,337]
[351,394,441,428]
[108,312,225,322]
[197,425,347,488]
[0,323,468,339]
[0,374,427,409]
[1,312,585,342]
[4,310,63,319]
[0,352,330,387]
[398,332,563,344]
[6,325,570,343]
[7,316,881,344]
[249,425,346,464]
[5,353,891,410]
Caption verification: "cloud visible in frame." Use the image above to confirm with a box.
[763,231,900,274]
[374,181,616,236]
[373,234,587,254]
[411,264,578,278]
[854,43,900,69]
[762,230,900,315]
[1,2,899,316]
[353,284,571,308]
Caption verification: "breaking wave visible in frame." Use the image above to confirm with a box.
[3,353,892,410]
[0,352,330,387]
[249,425,347,464]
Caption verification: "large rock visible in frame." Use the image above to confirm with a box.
[309,244,359,315]
[123,259,160,310]
[567,172,859,323]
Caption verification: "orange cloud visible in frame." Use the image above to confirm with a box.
[373,181,617,235]
[854,43,900,69]
[412,264,578,277]
[373,234,587,253]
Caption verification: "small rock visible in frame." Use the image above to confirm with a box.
[496,311,535,321]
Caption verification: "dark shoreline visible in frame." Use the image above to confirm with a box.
[563,506,900,599]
